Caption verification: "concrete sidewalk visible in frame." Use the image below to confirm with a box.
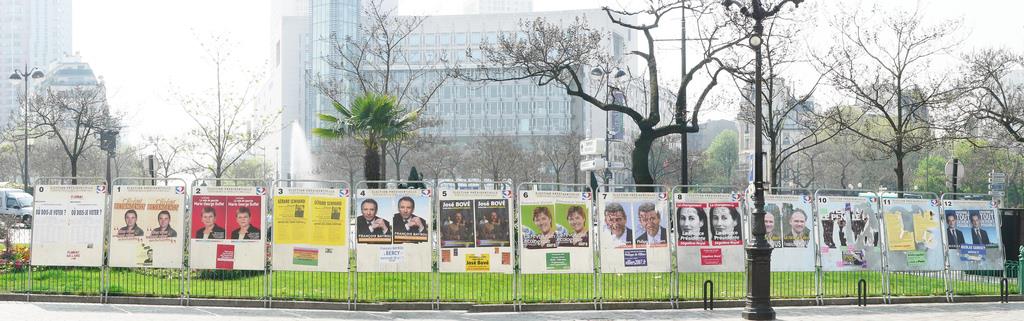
[0,301,1021,320]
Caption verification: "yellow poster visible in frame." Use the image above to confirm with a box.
[912,210,940,245]
[465,254,490,272]
[310,196,347,246]
[884,212,915,251]
[273,196,309,244]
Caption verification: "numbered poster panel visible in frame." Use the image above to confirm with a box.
[519,190,594,274]
[30,185,106,267]
[598,191,672,273]
[437,189,514,273]
[881,198,944,271]
[817,195,882,271]
[750,194,815,272]
[190,186,267,270]
[945,200,1004,271]
[675,192,745,273]
[355,188,433,272]
[109,185,187,268]
[272,187,350,272]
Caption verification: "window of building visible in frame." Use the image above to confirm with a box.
[488,102,499,114]
[518,102,530,114]
[408,34,420,46]
[502,86,513,98]
[535,101,546,114]
[457,103,468,114]
[502,102,514,114]
[423,33,436,46]
[458,86,468,98]
[438,33,451,45]
[486,32,497,43]
[518,119,530,132]
[471,32,482,44]
[455,32,466,45]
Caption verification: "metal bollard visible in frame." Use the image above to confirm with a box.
[857,279,867,306]
[1000,278,1009,303]
[703,280,714,310]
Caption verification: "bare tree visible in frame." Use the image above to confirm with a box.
[408,137,462,182]
[27,85,115,180]
[467,136,533,183]
[960,48,1024,144]
[314,137,365,185]
[469,1,747,188]
[144,135,192,179]
[822,5,961,192]
[730,8,842,190]
[314,0,449,179]
[535,132,585,184]
[180,34,278,181]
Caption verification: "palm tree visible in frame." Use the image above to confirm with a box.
[313,93,419,184]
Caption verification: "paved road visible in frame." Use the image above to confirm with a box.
[0,301,1022,321]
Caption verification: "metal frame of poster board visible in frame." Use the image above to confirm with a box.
[594,184,673,307]
[186,178,270,304]
[105,177,189,303]
[813,189,884,300]
[878,192,946,301]
[670,185,747,306]
[268,179,352,307]
[28,177,108,298]
[352,181,436,308]
[514,182,596,309]
[435,180,515,305]
[747,188,819,300]
[939,193,1008,300]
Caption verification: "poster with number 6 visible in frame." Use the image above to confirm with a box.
[518,189,593,274]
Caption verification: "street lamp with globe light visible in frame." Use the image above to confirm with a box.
[8,67,45,193]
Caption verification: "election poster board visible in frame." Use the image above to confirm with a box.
[437,188,514,273]
[109,185,187,268]
[518,190,594,274]
[817,195,882,271]
[354,188,433,273]
[675,192,745,272]
[880,197,944,271]
[750,194,815,272]
[272,187,350,272]
[30,185,106,267]
[189,186,267,270]
[597,191,672,273]
[944,199,1004,271]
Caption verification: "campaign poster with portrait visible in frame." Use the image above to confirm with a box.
[598,191,671,273]
[354,188,432,273]
[817,195,882,271]
[30,185,106,267]
[752,194,815,272]
[438,189,514,273]
[880,198,943,271]
[189,186,266,270]
[271,187,350,272]
[519,190,593,274]
[674,192,745,273]
[109,185,187,268]
[944,200,1004,271]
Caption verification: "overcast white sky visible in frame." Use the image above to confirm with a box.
[71,0,1024,144]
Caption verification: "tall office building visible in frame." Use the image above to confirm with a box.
[737,78,815,185]
[267,0,311,180]
[463,0,533,14]
[305,0,361,151]
[0,0,72,127]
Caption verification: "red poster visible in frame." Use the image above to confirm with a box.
[700,248,723,265]
[224,195,262,241]
[676,202,710,246]
[216,244,235,269]
[192,195,227,239]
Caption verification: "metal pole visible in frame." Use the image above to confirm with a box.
[678,4,688,191]
[23,68,30,193]
[604,71,612,187]
[742,3,775,319]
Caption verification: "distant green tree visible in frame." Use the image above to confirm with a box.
[703,130,738,186]
[912,155,946,194]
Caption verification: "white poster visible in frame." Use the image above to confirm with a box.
[355,188,433,273]
[751,194,816,272]
[518,190,594,274]
[817,194,883,271]
[598,191,672,273]
[271,187,350,272]
[675,192,746,273]
[438,189,515,273]
[109,185,187,268]
[30,185,106,267]
[189,186,267,270]
[880,197,944,271]
[944,199,1004,271]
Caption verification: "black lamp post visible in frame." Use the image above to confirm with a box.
[722,0,804,320]
[590,66,626,187]
[8,67,45,193]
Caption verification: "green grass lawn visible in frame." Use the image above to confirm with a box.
[0,267,1016,304]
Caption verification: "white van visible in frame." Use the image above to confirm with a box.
[0,188,34,227]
